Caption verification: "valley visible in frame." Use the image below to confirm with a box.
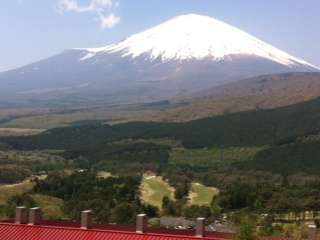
[1,96,320,226]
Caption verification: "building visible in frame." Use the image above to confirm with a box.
[0,206,233,240]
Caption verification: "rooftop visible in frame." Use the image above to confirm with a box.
[0,207,233,240]
[0,220,232,240]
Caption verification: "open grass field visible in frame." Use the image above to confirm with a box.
[31,194,66,220]
[0,150,65,165]
[0,175,66,220]
[189,182,219,206]
[169,146,265,167]
[0,151,66,183]
[0,105,164,129]
[110,138,181,148]
[0,179,35,204]
[140,174,175,209]
[97,171,113,179]
[0,128,44,137]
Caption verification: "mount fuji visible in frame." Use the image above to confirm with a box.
[0,14,318,107]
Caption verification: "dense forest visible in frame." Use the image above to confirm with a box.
[34,172,145,224]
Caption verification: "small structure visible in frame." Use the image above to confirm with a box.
[159,216,195,229]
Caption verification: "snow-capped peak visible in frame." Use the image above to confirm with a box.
[78,14,318,69]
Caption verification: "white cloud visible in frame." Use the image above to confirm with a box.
[91,0,113,9]
[100,13,120,29]
[58,0,84,13]
[58,0,120,29]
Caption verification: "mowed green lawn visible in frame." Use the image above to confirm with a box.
[141,174,174,209]
[189,183,219,206]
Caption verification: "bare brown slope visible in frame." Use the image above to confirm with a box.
[140,72,320,122]
[194,72,320,104]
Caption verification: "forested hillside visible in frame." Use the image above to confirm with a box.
[1,97,320,224]
[3,96,320,150]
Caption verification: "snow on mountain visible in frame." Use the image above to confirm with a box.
[0,14,319,107]
[78,14,318,69]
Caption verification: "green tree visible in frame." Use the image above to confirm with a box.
[110,203,136,224]
[236,218,256,240]
[174,181,190,200]
[5,194,36,218]
[257,216,275,237]
[283,223,308,240]
[142,204,159,218]
[183,205,211,219]
[210,195,222,216]
[161,196,176,216]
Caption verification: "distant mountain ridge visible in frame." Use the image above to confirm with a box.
[0,14,318,107]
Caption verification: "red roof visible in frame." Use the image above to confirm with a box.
[0,221,231,240]
[260,237,289,240]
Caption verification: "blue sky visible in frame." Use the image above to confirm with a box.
[1,0,319,72]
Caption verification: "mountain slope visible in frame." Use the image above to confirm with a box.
[1,73,320,129]
[0,14,318,107]
[150,72,320,122]
[79,14,317,67]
